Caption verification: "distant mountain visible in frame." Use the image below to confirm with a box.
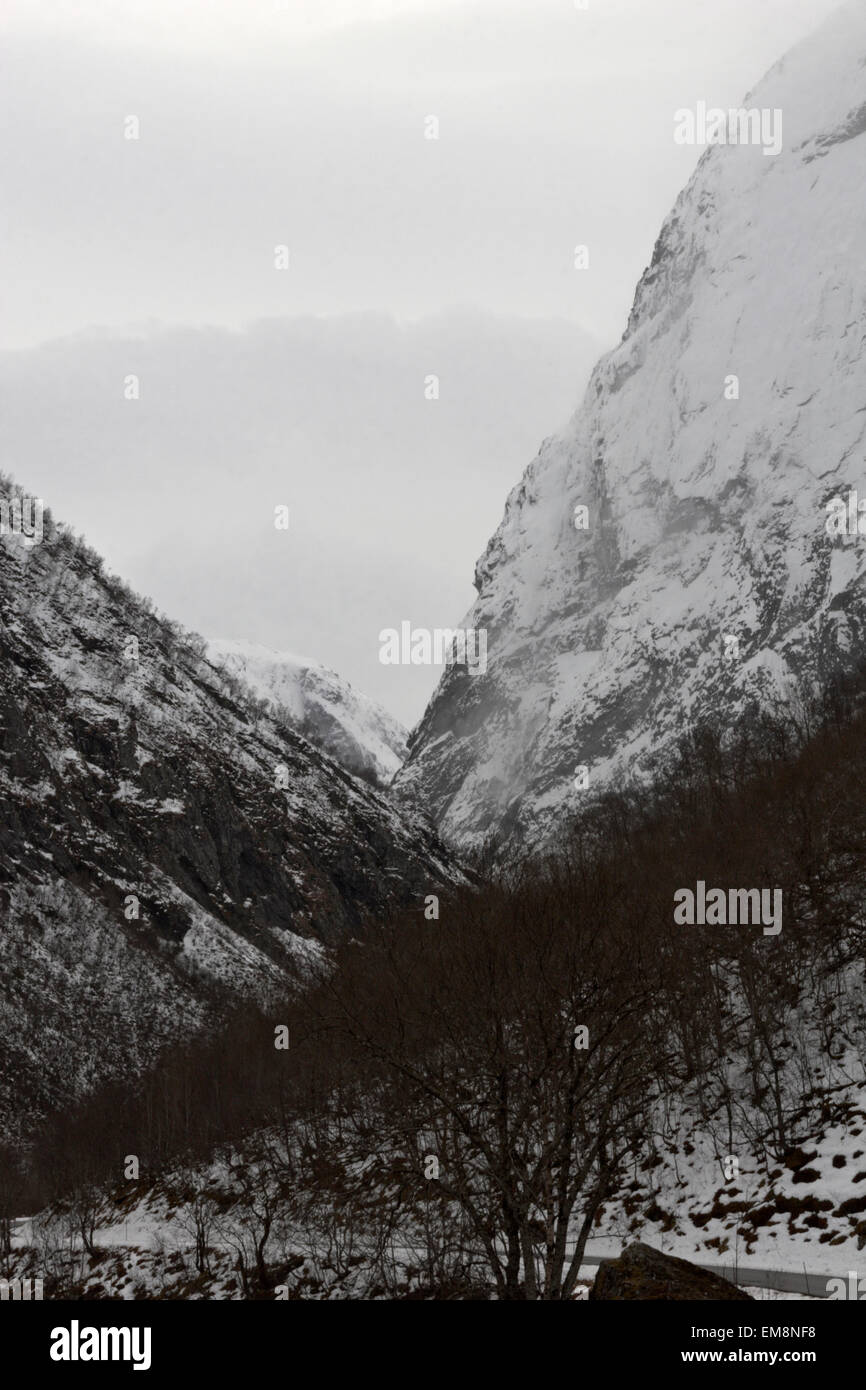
[207,639,407,786]
[0,487,455,1138]
[0,311,603,733]
[396,0,866,854]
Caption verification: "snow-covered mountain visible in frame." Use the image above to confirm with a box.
[0,489,454,1138]
[396,0,866,854]
[207,639,407,786]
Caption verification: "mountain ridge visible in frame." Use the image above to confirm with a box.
[0,482,455,1139]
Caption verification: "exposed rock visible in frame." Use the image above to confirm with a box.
[589,1242,754,1301]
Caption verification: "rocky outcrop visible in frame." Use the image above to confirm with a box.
[589,1243,753,1301]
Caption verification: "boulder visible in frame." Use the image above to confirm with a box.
[589,1242,754,1301]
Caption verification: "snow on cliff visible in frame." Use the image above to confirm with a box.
[396,0,866,853]
[207,639,407,786]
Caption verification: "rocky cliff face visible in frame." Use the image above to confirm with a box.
[207,639,407,786]
[0,490,454,1137]
[396,1,866,854]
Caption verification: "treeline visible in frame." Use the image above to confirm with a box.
[5,667,866,1296]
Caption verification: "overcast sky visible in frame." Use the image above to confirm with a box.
[0,0,842,724]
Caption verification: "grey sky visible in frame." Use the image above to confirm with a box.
[0,0,842,723]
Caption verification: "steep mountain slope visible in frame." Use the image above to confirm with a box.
[0,489,454,1138]
[396,0,866,853]
[207,639,407,786]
